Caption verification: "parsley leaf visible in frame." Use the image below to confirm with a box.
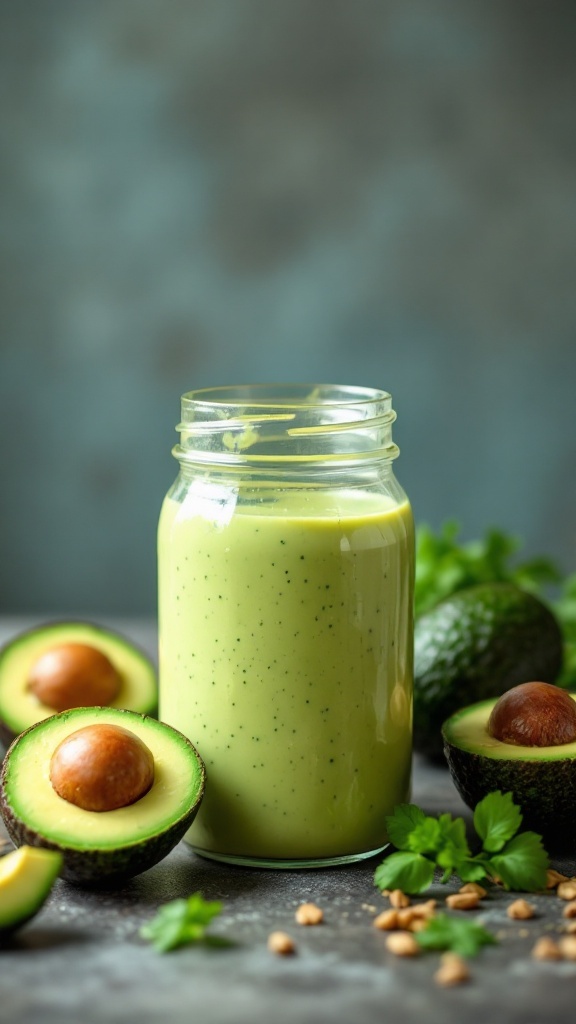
[385,804,427,850]
[473,791,523,853]
[374,851,435,894]
[415,913,497,957]
[488,832,549,892]
[140,892,223,953]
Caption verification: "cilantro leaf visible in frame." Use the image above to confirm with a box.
[488,832,549,892]
[374,851,435,894]
[140,893,223,953]
[473,791,523,853]
[385,804,427,851]
[406,817,442,855]
[415,913,497,957]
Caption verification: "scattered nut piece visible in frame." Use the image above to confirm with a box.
[562,901,576,919]
[532,936,563,961]
[411,899,437,919]
[434,952,470,987]
[557,882,576,902]
[267,931,296,955]
[389,889,411,909]
[373,909,399,931]
[445,892,480,911]
[507,899,535,920]
[559,936,576,961]
[546,869,569,889]
[409,918,428,933]
[459,882,487,898]
[564,921,576,935]
[295,902,323,926]
[397,908,416,930]
[385,931,420,957]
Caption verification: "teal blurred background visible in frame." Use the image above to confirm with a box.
[1,1,575,616]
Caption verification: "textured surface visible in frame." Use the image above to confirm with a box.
[1,619,576,1022]
[1,1,576,615]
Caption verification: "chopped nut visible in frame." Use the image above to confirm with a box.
[397,908,416,929]
[267,931,296,955]
[411,899,437,919]
[559,936,576,961]
[557,882,576,901]
[389,889,411,909]
[373,909,399,931]
[295,902,323,926]
[562,901,576,919]
[434,952,470,987]
[459,882,487,899]
[507,899,535,920]
[565,921,576,935]
[409,918,428,933]
[445,892,480,911]
[385,931,420,957]
[546,869,569,889]
[532,936,563,961]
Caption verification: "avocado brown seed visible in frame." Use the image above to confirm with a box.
[487,681,576,747]
[50,724,155,811]
[28,643,121,712]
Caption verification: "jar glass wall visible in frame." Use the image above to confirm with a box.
[158,384,414,867]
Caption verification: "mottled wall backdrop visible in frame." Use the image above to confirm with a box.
[1,1,575,615]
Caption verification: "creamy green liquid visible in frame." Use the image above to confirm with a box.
[158,486,414,862]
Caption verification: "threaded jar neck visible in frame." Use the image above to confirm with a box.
[174,384,399,468]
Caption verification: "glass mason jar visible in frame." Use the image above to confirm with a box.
[158,384,414,868]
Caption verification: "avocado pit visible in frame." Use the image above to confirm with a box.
[28,643,122,713]
[487,681,576,747]
[50,723,155,812]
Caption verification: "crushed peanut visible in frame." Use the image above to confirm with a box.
[267,931,296,955]
[445,892,480,911]
[507,899,535,920]
[459,882,487,899]
[385,931,420,957]
[565,921,576,935]
[373,909,399,931]
[546,869,569,889]
[295,902,323,926]
[557,882,576,902]
[411,899,437,918]
[559,936,576,961]
[397,908,416,930]
[531,936,563,961]
[434,952,470,987]
[562,901,576,919]
[389,889,411,909]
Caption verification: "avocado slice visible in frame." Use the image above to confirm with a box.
[442,695,576,849]
[414,583,564,759]
[0,707,205,884]
[0,845,62,937]
[0,622,158,744]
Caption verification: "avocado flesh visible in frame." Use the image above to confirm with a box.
[414,583,564,759]
[0,845,62,936]
[443,695,576,850]
[0,622,158,742]
[0,707,205,884]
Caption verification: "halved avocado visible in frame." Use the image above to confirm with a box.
[442,695,576,849]
[0,622,158,744]
[0,845,62,937]
[0,707,205,884]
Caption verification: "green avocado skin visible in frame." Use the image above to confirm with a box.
[414,583,564,759]
[0,801,200,885]
[443,742,576,851]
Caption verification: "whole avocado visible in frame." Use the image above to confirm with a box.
[413,582,563,759]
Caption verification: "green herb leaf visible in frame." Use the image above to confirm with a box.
[140,893,223,953]
[374,851,435,894]
[385,804,428,851]
[488,832,549,892]
[473,791,523,853]
[415,913,497,957]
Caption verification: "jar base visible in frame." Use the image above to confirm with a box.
[188,842,389,870]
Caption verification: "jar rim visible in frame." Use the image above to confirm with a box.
[180,383,391,414]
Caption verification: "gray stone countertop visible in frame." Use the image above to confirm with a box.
[1,618,575,1024]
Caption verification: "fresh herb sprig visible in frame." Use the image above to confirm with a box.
[374,791,549,895]
[415,520,576,686]
[415,913,497,957]
[140,892,223,953]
